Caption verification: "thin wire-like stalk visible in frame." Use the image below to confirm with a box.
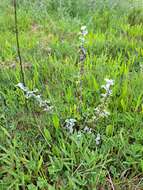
[13,0,28,111]
[78,45,86,113]
[13,0,26,85]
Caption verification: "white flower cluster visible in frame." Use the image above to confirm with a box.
[15,83,53,112]
[83,127,101,145]
[101,79,114,99]
[79,25,88,45]
[94,107,110,118]
[64,118,77,134]
[95,133,101,145]
[83,126,92,134]
[94,78,114,120]
[64,119,101,145]
[84,127,101,145]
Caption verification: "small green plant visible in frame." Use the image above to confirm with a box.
[0,0,143,189]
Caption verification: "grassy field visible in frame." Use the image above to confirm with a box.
[0,0,143,189]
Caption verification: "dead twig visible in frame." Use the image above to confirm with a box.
[107,171,115,190]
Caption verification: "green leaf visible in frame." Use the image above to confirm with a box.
[44,128,52,141]
[52,114,60,129]
[48,184,55,190]
[106,125,114,136]
[27,184,38,190]
[121,99,126,111]
[92,76,99,90]
[66,87,72,101]
[0,126,11,138]
[37,156,43,172]
[141,160,143,172]
[37,177,48,188]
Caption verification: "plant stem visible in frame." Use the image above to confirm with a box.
[13,0,26,85]
[78,45,86,114]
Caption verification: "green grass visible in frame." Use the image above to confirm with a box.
[0,0,143,189]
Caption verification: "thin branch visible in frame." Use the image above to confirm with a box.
[13,0,26,85]
[107,171,115,190]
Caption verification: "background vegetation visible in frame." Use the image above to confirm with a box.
[0,0,143,189]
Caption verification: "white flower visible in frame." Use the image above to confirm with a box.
[81,26,88,36]
[65,118,76,134]
[79,26,88,46]
[79,36,85,43]
[93,78,114,121]
[101,84,110,91]
[94,107,100,114]
[104,79,114,86]
[94,106,110,118]
[77,131,82,138]
[15,83,53,112]
[83,126,92,134]
[35,94,41,101]
[43,106,53,112]
[65,118,76,124]
[102,79,114,92]
[140,63,143,72]
[100,110,110,118]
[101,79,114,100]
[15,83,28,92]
[95,133,101,145]
[81,25,87,31]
